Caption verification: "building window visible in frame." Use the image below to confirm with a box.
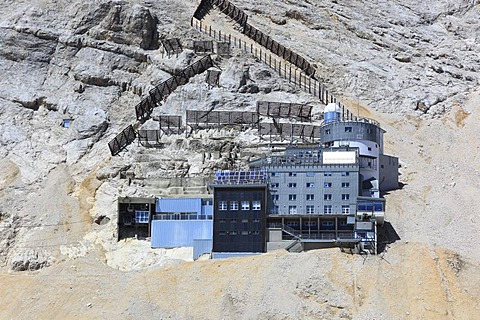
[324,182,332,188]
[342,205,350,214]
[242,219,249,223]
[289,172,297,177]
[288,183,297,188]
[231,219,237,223]
[324,172,332,176]
[252,201,261,210]
[272,194,279,201]
[325,129,331,134]
[289,194,297,201]
[341,172,350,176]
[306,194,315,201]
[135,211,149,224]
[324,205,332,214]
[220,219,226,223]
[241,231,249,235]
[306,182,315,188]
[345,127,352,132]
[324,194,332,200]
[253,219,260,223]
[368,147,372,151]
[342,182,350,188]
[322,221,334,227]
[288,206,297,214]
[252,231,260,235]
[219,231,226,235]
[271,172,279,177]
[230,231,237,235]
[342,194,350,200]
[306,172,314,177]
[306,205,315,214]
[230,201,238,210]
[241,201,250,210]
[271,183,279,188]
[218,201,227,211]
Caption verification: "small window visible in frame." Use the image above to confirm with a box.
[345,127,352,132]
[252,231,260,235]
[342,205,350,214]
[135,211,149,224]
[324,182,332,188]
[219,231,226,236]
[272,194,279,201]
[342,182,350,188]
[220,219,226,223]
[289,206,297,214]
[341,172,349,176]
[231,219,237,223]
[241,231,249,235]
[289,194,297,201]
[306,194,315,201]
[218,201,227,211]
[306,205,315,214]
[241,201,250,210]
[306,182,315,188]
[325,129,331,134]
[324,205,332,214]
[230,231,237,235]
[270,183,279,188]
[322,221,334,226]
[342,194,350,200]
[242,219,249,223]
[252,201,261,210]
[253,219,260,223]
[271,172,279,177]
[289,172,297,177]
[324,172,332,177]
[324,194,332,200]
[288,183,297,188]
[306,172,314,177]
[230,201,238,211]
[368,147,372,151]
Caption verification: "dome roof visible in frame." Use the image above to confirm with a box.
[324,103,341,113]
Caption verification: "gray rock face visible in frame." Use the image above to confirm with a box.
[10,249,52,271]
[86,3,159,50]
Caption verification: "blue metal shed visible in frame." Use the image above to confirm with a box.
[151,220,213,248]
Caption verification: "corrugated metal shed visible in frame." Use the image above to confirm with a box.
[193,239,213,260]
[151,220,213,248]
[156,198,202,213]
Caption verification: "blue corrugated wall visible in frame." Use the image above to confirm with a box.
[156,198,202,213]
[151,220,213,248]
[193,239,213,260]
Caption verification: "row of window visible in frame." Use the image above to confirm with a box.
[272,182,350,188]
[284,205,351,214]
[324,127,374,134]
[273,172,351,177]
[285,221,349,227]
[218,231,260,235]
[219,219,261,223]
[218,201,261,211]
[282,194,350,201]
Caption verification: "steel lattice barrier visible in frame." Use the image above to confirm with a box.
[108,125,137,156]
[257,101,313,121]
[135,55,214,122]
[186,110,258,126]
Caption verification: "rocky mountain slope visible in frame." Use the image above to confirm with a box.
[0,0,479,319]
